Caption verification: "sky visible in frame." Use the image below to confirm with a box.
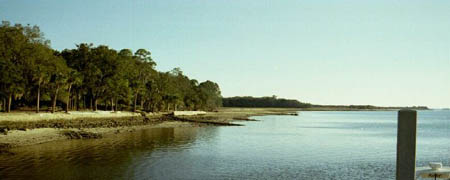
[1,0,449,108]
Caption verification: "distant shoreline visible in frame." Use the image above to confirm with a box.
[222,96,430,110]
[297,107,429,111]
[222,106,429,111]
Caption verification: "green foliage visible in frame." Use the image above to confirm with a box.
[222,96,312,108]
[0,21,28,100]
[198,81,223,110]
[0,21,222,112]
[0,21,60,112]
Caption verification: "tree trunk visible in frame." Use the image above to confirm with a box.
[65,84,72,113]
[68,96,71,111]
[115,99,119,111]
[75,90,84,111]
[3,98,6,112]
[94,98,98,111]
[90,97,93,110]
[2,98,5,112]
[140,99,144,110]
[133,94,138,112]
[52,86,60,113]
[7,94,12,113]
[83,95,86,109]
[71,97,74,110]
[73,98,75,110]
[111,98,114,111]
[36,83,41,113]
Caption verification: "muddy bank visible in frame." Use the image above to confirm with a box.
[170,108,300,125]
[232,117,259,121]
[0,108,300,150]
[171,116,243,126]
[0,114,176,149]
[0,143,12,154]
[189,107,300,122]
[0,115,163,132]
[0,120,198,151]
[61,130,103,139]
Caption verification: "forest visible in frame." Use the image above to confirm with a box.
[222,96,312,108]
[0,21,222,113]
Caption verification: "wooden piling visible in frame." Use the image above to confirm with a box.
[396,109,417,180]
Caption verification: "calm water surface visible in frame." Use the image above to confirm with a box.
[0,110,449,179]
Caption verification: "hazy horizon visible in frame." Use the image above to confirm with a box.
[1,0,449,108]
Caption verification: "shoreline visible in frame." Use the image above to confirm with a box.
[0,108,299,150]
[1,107,414,150]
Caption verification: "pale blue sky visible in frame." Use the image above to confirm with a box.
[1,0,449,108]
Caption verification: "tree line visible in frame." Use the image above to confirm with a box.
[222,96,312,108]
[0,21,222,113]
[312,105,429,110]
[222,96,430,110]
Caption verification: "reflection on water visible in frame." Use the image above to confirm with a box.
[0,111,449,180]
[0,127,212,179]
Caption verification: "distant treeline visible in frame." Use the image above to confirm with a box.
[0,21,222,113]
[222,96,312,108]
[311,105,429,110]
[222,96,429,110]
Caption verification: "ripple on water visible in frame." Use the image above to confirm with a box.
[0,111,449,179]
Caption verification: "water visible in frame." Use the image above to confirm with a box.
[0,111,449,179]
